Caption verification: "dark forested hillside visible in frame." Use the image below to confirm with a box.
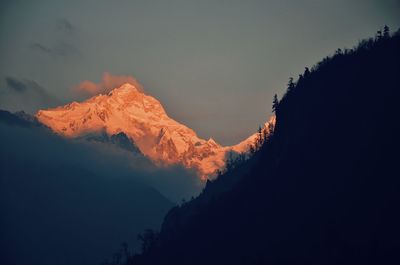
[122,29,400,265]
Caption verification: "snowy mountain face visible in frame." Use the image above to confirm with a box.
[36,83,274,179]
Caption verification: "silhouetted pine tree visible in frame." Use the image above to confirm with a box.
[272,94,279,113]
[137,229,158,254]
[287,77,295,92]
[383,25,390,39]
[376,29,383,40]
[303,67,310,78]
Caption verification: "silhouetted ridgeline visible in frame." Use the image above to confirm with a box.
[118,28,400,264]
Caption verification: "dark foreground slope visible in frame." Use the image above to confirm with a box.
[130,31,400,265]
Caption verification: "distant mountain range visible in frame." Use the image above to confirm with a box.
[36,83,274,179]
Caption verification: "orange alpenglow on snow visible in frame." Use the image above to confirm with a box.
[36,82,275,179]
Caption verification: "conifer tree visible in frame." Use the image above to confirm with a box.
[287,77,295,92]
[272,94,279,113]
[304,67,310,78]
[256,126,263,150]
[376,29,382,40]
[262,127,269,144]
[383,25,390,39]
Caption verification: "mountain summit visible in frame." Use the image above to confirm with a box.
[37,83,274,178]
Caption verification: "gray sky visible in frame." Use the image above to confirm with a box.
[1,0,399,145]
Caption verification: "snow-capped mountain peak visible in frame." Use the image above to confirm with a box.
[110,82,140,94]
[36,82,274,179]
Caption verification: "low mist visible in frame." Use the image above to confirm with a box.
[0,122,202,265]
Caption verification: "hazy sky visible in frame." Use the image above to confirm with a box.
[0,0,399,145]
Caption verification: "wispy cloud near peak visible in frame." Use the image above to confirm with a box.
[72,72,144,97]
